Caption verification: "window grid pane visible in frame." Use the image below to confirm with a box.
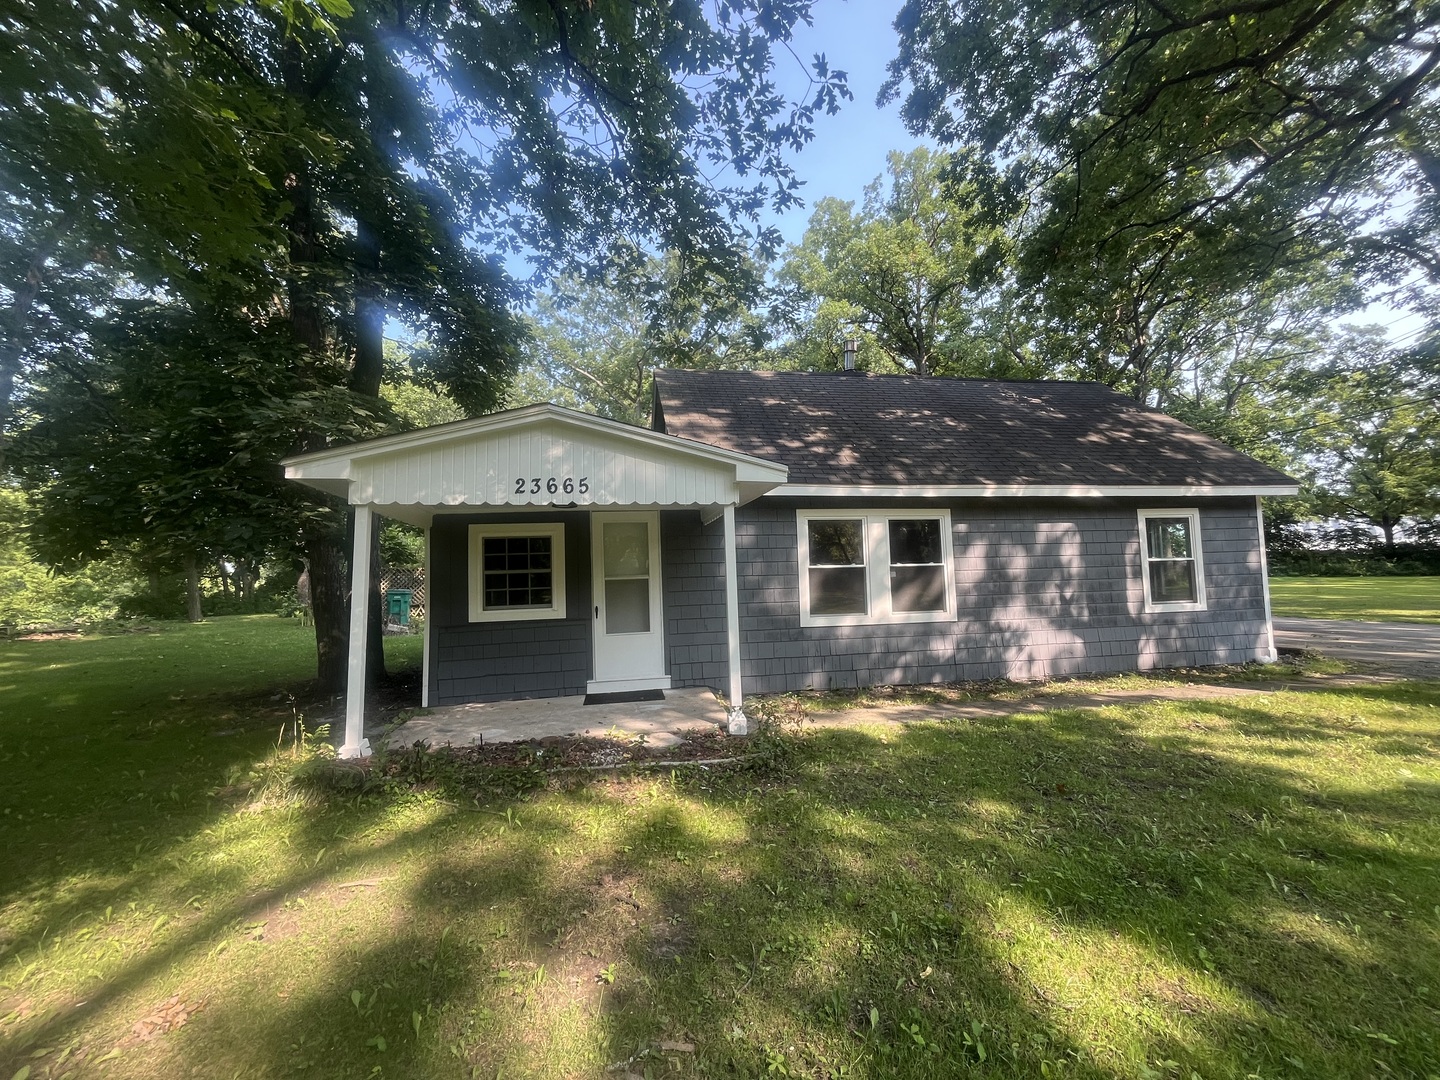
[888,519,942,565]
[809,567,868,615]
[482,535,554,610]
[1145,517,1193,560]
[1149,560,1197,604]
[808,520,864,566]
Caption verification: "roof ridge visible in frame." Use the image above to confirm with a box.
[653,367,1111,389]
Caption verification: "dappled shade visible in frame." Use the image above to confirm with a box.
[0,618,1437,1078]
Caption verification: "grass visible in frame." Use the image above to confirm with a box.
[763,653,1353,718]
[1,617,1438,1078]
[1269,574,1440,623]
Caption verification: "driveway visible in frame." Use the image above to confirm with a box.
[1274,616,1440,675]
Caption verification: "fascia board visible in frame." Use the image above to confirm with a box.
[768,483,1300,498]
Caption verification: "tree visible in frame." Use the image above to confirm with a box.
[0,485,146,629]
[775,148,1029,377]
[1286,328,1440,553]
[882,0,1440,308]
[517,257,772,423]
[10,301,381,622]
[3,0,849,689]
[1017,206,1360,402]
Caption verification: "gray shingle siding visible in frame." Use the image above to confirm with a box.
[427,497,1270,706]
[662,497,1270,697]
[428,511,592,705]
[661,511,729,687]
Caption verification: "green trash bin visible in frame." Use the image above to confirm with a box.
[386,588,413,626]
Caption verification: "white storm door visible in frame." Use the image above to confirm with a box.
[589,512,669,692]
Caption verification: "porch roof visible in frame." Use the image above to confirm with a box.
[282,403,788,526]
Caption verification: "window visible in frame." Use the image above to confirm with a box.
[1138,509,1206,612]
[468,522,567,622]
[798,510,954,626]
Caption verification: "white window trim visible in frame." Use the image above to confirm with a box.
[797,509,955,628]
[468,522,567,623]
[1138,508,1207,613]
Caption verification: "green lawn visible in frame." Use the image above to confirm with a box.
[2,618,1439,1079]
[1269,574,1440,623]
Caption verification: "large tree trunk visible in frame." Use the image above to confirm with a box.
[281,48,357,694]
[304,515,350,694]
[183,555,204,623]
[0,239,56,470]
[280,43,390,692]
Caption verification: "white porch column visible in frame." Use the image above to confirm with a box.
[722,504,747,735]
[1256,495,1278,663]
[340,504,374,759]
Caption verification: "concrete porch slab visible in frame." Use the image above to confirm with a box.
[382,687,728,749]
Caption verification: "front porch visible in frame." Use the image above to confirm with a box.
[377,686,728,751]
[282,404,789,758]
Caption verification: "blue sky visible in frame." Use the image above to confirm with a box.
[760,0,920,246]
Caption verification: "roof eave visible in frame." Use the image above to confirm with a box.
[767,483,1300,498]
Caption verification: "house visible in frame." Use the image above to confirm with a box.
[282,369,1297,758]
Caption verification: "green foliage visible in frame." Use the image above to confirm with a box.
[518,257,774,423]
[5,0,850,684]
[0,485,142,628]
[776,148,1031,377]
[380,382,465,431]
[10,301,381,572]
[379,522,425,570]
[1285,327,1440,549]
[883,0,1438,314]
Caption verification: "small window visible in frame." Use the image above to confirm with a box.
[798,510,954,627]
[468,523,567,622]
[1138,509,1206,612]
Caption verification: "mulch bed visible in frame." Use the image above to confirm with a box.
[382,727,749,772]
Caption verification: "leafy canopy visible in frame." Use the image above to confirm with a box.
[882,0,1439,288]
[775,147,1027,377]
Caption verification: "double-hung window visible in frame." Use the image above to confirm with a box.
[798,510,954,626]
[1137,509,1206,612]
[468,522,567,622]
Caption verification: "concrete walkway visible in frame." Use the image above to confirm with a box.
[1274,616,1440,676]
[381,687,727,750]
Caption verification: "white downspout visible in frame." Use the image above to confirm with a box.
[1256,495,1277,663]
[340,504,375,758]
[722,504,747,735]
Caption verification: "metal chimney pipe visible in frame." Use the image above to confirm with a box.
[843,338,858,371]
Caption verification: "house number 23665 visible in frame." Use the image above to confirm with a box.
[514,476,588,496]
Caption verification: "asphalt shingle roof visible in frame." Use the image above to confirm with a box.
[652,369,1295,488]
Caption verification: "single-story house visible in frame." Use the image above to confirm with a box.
[283,369,1297,757]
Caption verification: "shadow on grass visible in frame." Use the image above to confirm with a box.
[3,683,1439,1078]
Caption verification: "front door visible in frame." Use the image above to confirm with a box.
[589,511,669,693]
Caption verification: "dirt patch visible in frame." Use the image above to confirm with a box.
[1145,977,1211,1016]
[126,994,206,1044]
